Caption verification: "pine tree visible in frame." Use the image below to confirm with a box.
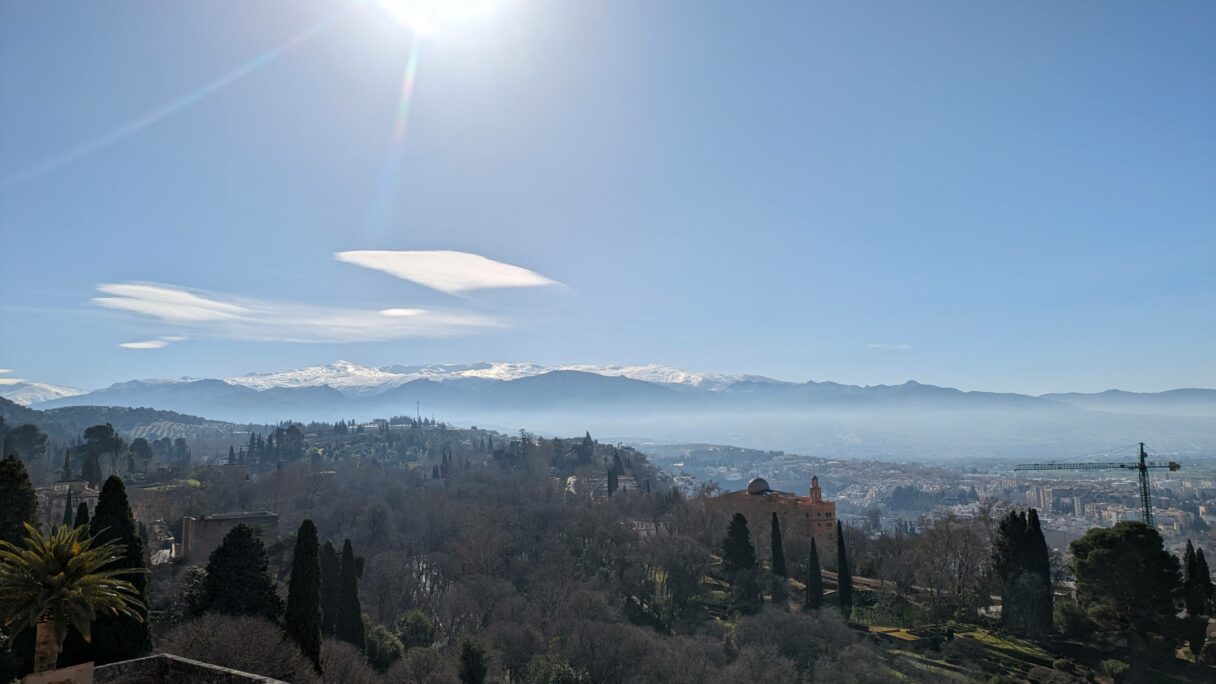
[74,502,90,529]
[458,640,487,684]
[836,521,853,617]
[227,445,236,465]
[285,520,322,672]
[86,476,151,664]
[770,512,786,577]
[805,538,823,610]
[61,489,73,528]
[335,539,365,649]
[201,524,283,621]
[320,540,341,636]
[721,513,756,575]
[0,454,37,545]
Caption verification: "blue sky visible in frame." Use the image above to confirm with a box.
[1,0,1213,394]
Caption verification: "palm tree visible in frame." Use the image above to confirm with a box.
[0,522,145,672]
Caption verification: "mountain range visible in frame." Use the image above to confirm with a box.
[20,361,1216,460]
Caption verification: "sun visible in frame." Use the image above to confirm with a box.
[377,0,498,36]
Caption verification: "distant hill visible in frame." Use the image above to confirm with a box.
[1,396,234,442]
[1040,388,1216,417]
[27,361,1215,460]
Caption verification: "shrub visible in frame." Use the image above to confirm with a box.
[1098,659,1128,680]
[159,614,318,683]
[319,638,379,684]
[387,647,458,684]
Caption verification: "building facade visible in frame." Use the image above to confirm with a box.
[176,511,279,564]
[709,476,837,548]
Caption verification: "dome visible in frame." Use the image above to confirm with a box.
[746,477,771,495]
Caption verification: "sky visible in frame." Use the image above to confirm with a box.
[1,0,1213,395]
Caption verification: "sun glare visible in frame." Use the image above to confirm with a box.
[377,0,497,36]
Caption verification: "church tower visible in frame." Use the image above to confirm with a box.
[809,475,823,503]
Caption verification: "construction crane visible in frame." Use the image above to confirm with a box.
[1014,443,1180,528]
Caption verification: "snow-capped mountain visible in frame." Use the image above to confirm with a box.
[224,360,769,396]
[0,381,85,406]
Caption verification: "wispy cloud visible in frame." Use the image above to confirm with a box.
[335,250,560,295]
[119,339,172,350]
[867,343,912,350]
[94,282,500,343]
[0,369,11,374]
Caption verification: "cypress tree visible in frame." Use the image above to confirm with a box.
[721,513,756,575]
[61,447,71,481]
[770,512,786,577]
[87,476,151,664]
[836,521,853,617]
[285,520,322,671]
[335,539,365,649]
[805,538,823,610]
[74,501,90,528]
[1196,548,1214,614]
[1026,509,1054,629]
[201,524,283,621]
[61,488,74,528]
[1183,540,1201,615]
[320,540,341,636]
[0,454,37,546]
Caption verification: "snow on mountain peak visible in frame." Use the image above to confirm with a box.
[0,382,86,406]
[219,360,768,396]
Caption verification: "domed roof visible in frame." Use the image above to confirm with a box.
[746,477,771,495]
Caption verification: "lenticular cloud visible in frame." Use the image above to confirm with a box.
[335,250,559,295]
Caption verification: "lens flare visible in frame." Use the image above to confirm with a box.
[377,0,497,36]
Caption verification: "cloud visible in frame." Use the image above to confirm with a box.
[94,282,499,343]
[335,250,560,295]
[0,378,24,386]
[0,369,10,374]
[867,343,912,350]
[119,340,171,350]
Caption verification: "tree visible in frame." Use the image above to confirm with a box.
[993,509,1053,634]
[60,448,71,481]
[363,615,404,671]
[721,513,756,575]
[4,424,47,464]
[286,520,322,671]
[805,538,823,610]
[81,451,102,487]
[335,539,365,649]
[87,476,151,664]
[1071,522,1181,656]
[73,502,89,529]
[607,465,618,497]
[201,524,283,621]
[1196,548,1214,614]
[83,424,124,479]
[836,521,853,617]
[320,540,341,636]
[0,455,37,546]
[459,639,488,684]
[228,445,237,465]
[61,489,73,528]
[770,513,787,577]
[394,609,435,650]
[0,523,144,673]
